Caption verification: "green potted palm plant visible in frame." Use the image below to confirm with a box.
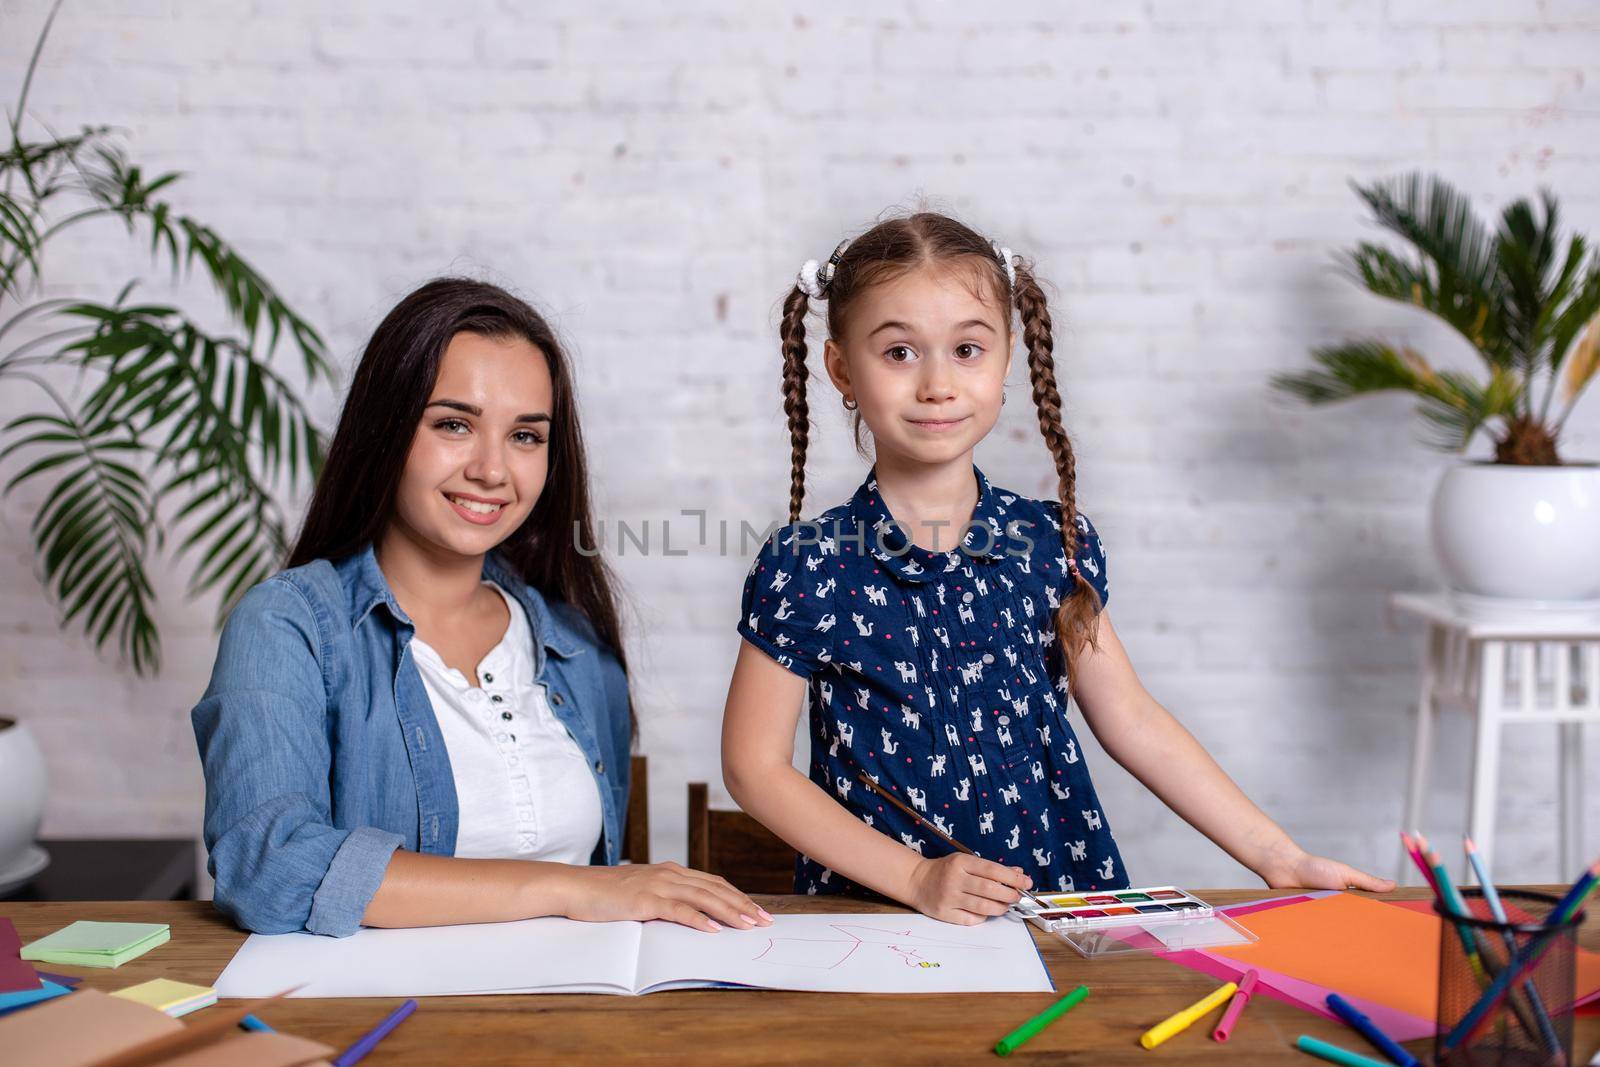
[0,4,330,892]
[1274,173,1600,605]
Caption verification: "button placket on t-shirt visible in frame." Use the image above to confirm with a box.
[479,639,540,853]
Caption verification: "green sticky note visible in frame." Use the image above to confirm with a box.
[21,922,170,968]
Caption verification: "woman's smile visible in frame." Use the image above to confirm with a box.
[444,490,510,524]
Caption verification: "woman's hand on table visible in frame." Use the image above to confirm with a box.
[554,862,775,933]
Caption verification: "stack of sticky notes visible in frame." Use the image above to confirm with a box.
[112,978,217,1018]
[20,921,170,968]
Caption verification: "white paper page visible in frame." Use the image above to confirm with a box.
[634,912,1053,995]
[214,916,643,998]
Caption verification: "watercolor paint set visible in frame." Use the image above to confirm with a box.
[1020,885,1213,927]
[1016,885,1257,959]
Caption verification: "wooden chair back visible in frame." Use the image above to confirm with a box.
[623,753,649,864]
[686,782,797,894]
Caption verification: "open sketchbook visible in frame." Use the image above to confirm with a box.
[215,912,1053,998]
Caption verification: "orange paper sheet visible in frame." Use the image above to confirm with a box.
[1210,892,1600,1020]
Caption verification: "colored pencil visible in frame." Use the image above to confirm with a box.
[856,772,1053,913]
[1551,859,1599,924]
[1424,846,1487,981]
[1465,836,1561,1056]
[1443,855,1599,1052]
[1426,839,1552,1052]
[1399,832,1438,896]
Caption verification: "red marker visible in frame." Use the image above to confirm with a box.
[1212,968,1260,1042]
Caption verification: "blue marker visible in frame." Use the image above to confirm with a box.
[1326,993,1418,1067]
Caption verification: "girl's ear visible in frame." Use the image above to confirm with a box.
[822,338,853,400]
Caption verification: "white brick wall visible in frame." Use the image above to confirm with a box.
[1,0,1596,892]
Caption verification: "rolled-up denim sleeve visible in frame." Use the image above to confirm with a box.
[192,578,402,936]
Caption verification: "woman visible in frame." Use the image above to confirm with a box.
[193,278,768,936]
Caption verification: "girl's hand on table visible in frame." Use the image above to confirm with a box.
[1258,843,1395,893]
[905,853,1033,925]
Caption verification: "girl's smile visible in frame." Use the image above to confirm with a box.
[905,414,971,432]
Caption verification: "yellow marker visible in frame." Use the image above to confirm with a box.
[1139,981,1238,1050]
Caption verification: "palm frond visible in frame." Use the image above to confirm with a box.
[1494,189,1563,376]
[1272,340,1436,403]
[0,406,158,673]
[75,148,333,384]
[60,301,326,495]
[1547,258,1600,375]
[51,301,324,616]
[1414,367,1523,452]
[0,10,331,676]
[1348,173,1507,365]
[0,188,40,297]
[1556,316,1600,432]
[162,460,287,620]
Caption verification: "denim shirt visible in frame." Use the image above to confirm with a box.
[192,544,631,937]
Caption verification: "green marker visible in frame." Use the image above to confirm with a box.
[994,985,1089,1057]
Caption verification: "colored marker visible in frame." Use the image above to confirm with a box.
[1296,1034,1392,1067]
[994,984,1088,1057]
[1325,993,1417,1067]
[1140,981,1237,1050]
[239,1014,275,1033]
[331,998,417,1067]
[1212,968,1259,1043]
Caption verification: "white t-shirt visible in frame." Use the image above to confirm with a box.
[409,583,604,864]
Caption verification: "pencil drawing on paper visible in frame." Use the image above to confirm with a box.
[750,923,1000,971]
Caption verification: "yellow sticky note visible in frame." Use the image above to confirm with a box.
[112,978,217,1017]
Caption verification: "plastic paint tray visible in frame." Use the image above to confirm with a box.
[1018,885,1258,959]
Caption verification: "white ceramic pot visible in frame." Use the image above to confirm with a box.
[1431,463,1600,602]
[0,718,47,871]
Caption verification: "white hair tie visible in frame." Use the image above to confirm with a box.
[797,259,825,299]
[992,242,1017,290]
[797,238,852,301]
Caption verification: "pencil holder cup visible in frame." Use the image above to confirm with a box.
[1433,889,1581,1067]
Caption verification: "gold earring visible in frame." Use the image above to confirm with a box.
[842,397,858,411]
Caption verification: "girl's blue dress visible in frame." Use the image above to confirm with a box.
[738,467,1129,896]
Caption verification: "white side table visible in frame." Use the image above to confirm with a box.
[1389,592,1600,884]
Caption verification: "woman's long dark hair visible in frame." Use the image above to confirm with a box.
[289,278,630,681]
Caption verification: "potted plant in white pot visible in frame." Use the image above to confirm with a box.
[1275,172,1600,608]
[0,5,330,893]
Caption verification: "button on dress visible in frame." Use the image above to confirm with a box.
[738,467,1129,896]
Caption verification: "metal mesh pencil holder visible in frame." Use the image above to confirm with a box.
[1434,888,1581,1067]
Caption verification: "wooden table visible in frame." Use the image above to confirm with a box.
[4,889,1596,1064]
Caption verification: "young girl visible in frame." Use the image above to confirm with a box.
[194,278,768,936]
[722,213,1393,924]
